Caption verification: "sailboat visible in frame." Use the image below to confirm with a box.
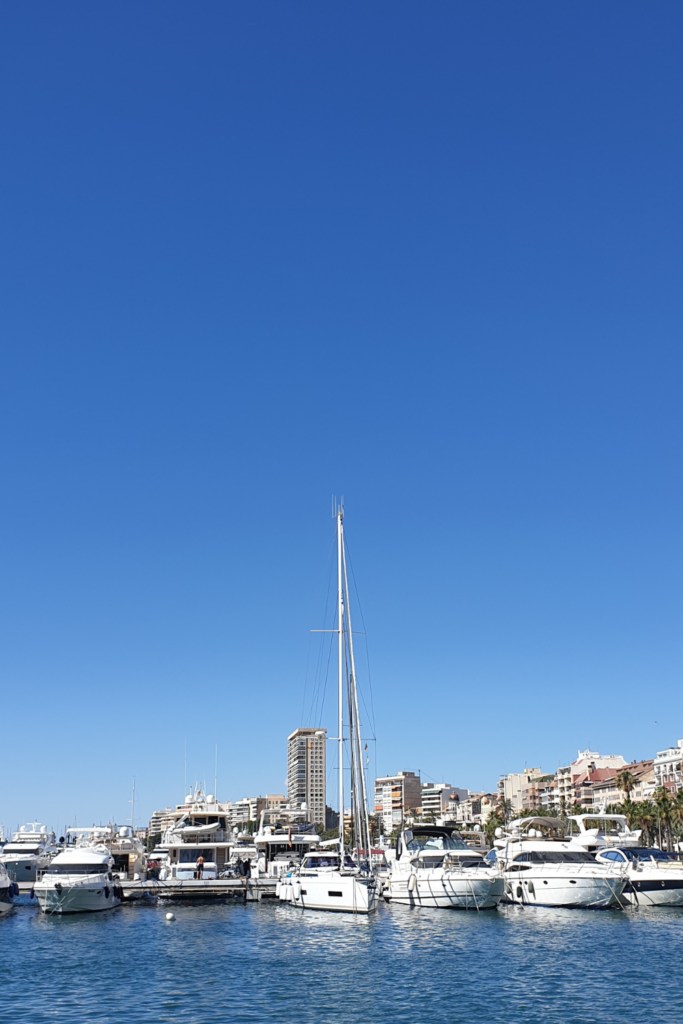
[278,506,379,914]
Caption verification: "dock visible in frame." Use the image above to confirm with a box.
[17,877,280,904]
[124,876,279,902]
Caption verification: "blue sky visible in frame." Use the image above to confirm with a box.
[2,2,682,834]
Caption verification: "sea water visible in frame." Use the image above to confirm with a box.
[2,900,682,1024]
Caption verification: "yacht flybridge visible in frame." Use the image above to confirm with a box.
[278,507,378,914]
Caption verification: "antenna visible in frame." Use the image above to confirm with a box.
[214,744,218,800]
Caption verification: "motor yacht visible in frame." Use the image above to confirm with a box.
[0,862,17,916]
[567,813,642,852]
[33,832,123,914]
[595,846,683,907]
[494,817,627,908]
[0,822,59,883]
[382,825,504,909]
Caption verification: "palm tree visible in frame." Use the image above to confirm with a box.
[616,768,636,826]
[629,800,652,846]
[654,787,674,850]
[672,790,683,851]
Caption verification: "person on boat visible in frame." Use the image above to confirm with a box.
[195,855,204,879]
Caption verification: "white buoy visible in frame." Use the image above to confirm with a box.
[165,911,175,921]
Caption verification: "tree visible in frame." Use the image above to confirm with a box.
[616,769,637,827]
[654,787,674,851]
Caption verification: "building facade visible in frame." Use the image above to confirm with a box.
[374,771,422,834]
[420,782,469,821]
[653,740,683,793]
[287,728,327,828]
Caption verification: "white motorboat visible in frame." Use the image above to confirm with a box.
[278,506,379,914]
[0,862,17,916]
[155,791,232,882]
[67,825,147,881]
[567,813,642,852]
[595,846,683,907]
[494,817,627,909]
[0,822,59,883]
[33,837,123,914]
[382,825,504,910]
[243,809,321,880]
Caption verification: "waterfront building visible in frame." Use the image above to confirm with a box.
[588,760,655,807]
[654,740,683,794]
[451,791,496,828]
[555,749,627,809]
[374,771,422,834]
[498,768,544,814]
[287,728,326,828]
[420,782,469,821]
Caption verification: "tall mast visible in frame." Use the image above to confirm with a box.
[342,538,371,859]
[337,506,345,855]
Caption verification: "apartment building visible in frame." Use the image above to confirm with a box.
[374,771,422,834]
[287,728,327,828]
[654,739,683,793]
[555,749,627,809]
[420,782,469,821]
[498,768,544,813]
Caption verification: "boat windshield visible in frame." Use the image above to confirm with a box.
[606,847,679,863]
[513,851,597,865]
[302,855,341,868]
[2,844,43,854]
[45,864,110,875]
[407,832,469,853]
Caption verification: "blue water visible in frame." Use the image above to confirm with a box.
[2,900,683,1023]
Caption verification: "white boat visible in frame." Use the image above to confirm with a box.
[567,813,642,852]
[382,825,504,910]
[0,822,59,883]
[65,825,147,881]
[278,506,379,914]
[595,846,683,907]
[241,808,321,880]
[33,832,123,914]
[494,817,627,909]
[154,791,233,883]
[0,862,17,916]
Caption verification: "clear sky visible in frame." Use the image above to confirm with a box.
[2,2,682,835]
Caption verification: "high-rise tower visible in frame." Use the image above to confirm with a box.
[287,728,327,828]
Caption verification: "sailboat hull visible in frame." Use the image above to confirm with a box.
[283,870,379,913]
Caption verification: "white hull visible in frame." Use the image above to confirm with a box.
[0,893,14,916]
[34,876,122,914]
[1,853,52,883]
[279,870,378,914]
[503,870,625,909]
[384,870,504,910]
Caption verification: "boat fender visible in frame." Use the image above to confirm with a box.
[55,883,63,893]
[407,873,417,893]
[9,882,19,898]
[104,885,110,899]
